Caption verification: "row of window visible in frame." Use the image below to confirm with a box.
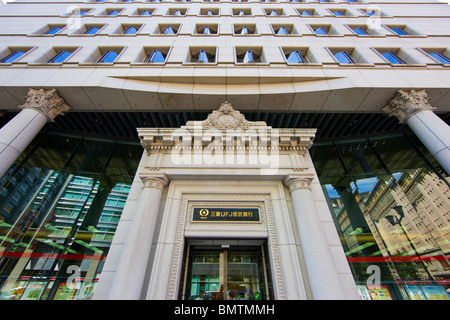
[65,6,380,17]
[2,46,449,65]
[36,21,418,37]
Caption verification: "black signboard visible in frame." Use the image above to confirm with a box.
[192,208,260,222]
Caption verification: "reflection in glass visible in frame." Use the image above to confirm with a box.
[312,134,450,300]
[184,247,269,300]
[0,134,141,300]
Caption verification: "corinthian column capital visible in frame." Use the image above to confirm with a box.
[382,89,435,124]
[19,88,71,122]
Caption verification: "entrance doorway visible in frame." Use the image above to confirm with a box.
[181,241,272,300]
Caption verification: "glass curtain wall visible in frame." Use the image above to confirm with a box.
[0,133,142,300]
[311,133,450,300]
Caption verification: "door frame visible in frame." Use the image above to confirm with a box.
[180,239,272,300]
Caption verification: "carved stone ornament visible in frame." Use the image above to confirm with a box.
[141,174,169,191]
[283,174,314,192]
[186,101,267,129]
[19,88,71,122]
[382,89,435,124]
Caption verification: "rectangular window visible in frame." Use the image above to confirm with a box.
[276,26,289,35]
[334,51,355,64]
[286,50,305,63]
[333,10,345,16]
[353,27,368,35]
[123,26,137,35]
[300,10,312,16]
[315,27,328,35]
[0,50,25,63]
[48,50,72,63]
[107,10,120,16]
[381,51,405,64]
[45,26,62,35]
[191,50,214,63]
[84,26,100,35]
[429,52,450,64]
[391,27,409,36]
[98,50,119,63]
[145,50,166,63]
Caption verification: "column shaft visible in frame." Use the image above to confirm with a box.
[0,108,47,177]
[107,174,169,300]
[285,176,345,300]
[406,110,450,174]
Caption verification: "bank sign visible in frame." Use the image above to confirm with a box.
[192,208,260,222]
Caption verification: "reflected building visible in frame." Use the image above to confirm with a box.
[0,0,450,301]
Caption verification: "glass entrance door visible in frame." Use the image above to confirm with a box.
[183,245,270,300]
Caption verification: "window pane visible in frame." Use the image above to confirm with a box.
[335,51,355,64]
[45,26,62,35]
[203,26,211,34]
[276,27,289,35]
[146,50,166,63]
[353,27,368,35]
[333,10,344,16]
[301,10,312,16]
[315,27,328,35]
[98,50,119,63]
[0,135,141,300]
[311,134,450,300]
[163,26,176,34]
[48,50,72,63]
[108,10,119,16]
[430,52,450,64]
[392,27,409,35]
[0,51,25,63]
[287,50,305,63]
[382,51,405,64]
[123,27,137,35]
[140,10,151,16]
[84,27,100,35]
[243,51,254,63]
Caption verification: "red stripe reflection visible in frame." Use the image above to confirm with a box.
[347,255,450,263]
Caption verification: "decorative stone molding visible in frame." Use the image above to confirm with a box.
[185,101,266,129]
[141,174,169,191]
[19,88,71,122]
[283,174,314,192]
[138,101,317,154]
[382,89,435,124]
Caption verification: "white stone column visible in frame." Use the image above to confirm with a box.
[383,89,450,174]
[284,174,345,300]
[107,174,169,300]
[0,88,70,178]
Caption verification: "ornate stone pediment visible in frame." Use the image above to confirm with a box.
[185,101,266,129]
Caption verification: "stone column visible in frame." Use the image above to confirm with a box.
[0,88,70,178]
[284,174,345,300]
[382,89,450,174]
[108,174,169,300]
